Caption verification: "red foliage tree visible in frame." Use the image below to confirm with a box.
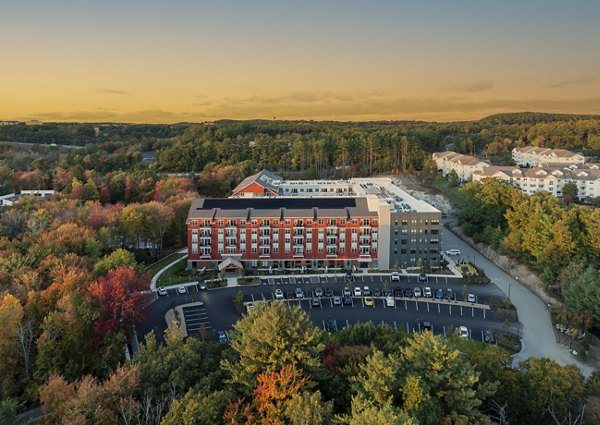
[88,267,151,341]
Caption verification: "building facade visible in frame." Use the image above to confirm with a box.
[187,175,442,271]
[472,164,600,199]
[512,146,585,167]
[432,151,489,182]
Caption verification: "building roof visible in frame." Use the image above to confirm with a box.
[513,146,583,158]
[432,151,488,167]
[232,169,282,194]
[474,165,600,181]
[188,197,377,221]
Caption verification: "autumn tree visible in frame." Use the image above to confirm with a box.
[93,248,137,276]
[88,266,151,340]
[222,301,324,390]
[0,294,23,398]
[564,267,600,324]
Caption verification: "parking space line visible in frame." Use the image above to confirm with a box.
[437,304,440,313]
[393,320,397,330]
[346,319,350,328]
[427,303,429,313]
[404,300,407,310]
[415,301,418,311]
[483,309,486,319]
[443,325,447,337]
[405,322,410,333]
[251,293,255,302]
[460,306,463,316]
[472,307,474,317]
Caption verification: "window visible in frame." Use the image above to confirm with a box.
[191,219,198,226]
[217,220,224,226]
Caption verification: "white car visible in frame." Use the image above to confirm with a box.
[353,287,362,297]
[386,296,395,307]
[423,287,433,298]
[391,272,401,281]
[459,326,470,338]
[157,287,167,296]
[445,249,461,256]
[413,287,422,297]
[467,293,476,303]
[274,288,284,300]
[363,286,371,296]
[177,286,187,294]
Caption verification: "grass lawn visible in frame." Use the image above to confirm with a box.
[156,257,219,287]
[428,176,468,208]
[145,252,186,276]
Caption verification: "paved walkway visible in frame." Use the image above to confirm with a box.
[443,224,594,376]
[149,248,187,291]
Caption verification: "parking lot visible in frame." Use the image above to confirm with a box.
[141,272,517,344]
[181,304,211,335]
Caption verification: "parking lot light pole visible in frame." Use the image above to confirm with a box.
[508,283,511,301]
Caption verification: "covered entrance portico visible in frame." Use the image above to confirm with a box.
[218,257,244,277]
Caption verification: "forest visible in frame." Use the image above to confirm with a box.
[1,112,600,423]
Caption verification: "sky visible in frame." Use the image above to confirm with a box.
[1,0,600,123]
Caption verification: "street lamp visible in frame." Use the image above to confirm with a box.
[508,283,511,301]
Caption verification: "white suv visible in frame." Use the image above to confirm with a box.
[353,287,362,297]
[274,288,284,300]
[391,272,401,281]
[445,249,461,256]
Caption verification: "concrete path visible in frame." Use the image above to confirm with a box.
[149,248,187,291]
[443,224,594,376]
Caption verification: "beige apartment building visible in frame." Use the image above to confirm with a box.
[512,146,585,167]
[432,151,489,182]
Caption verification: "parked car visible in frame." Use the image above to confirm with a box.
[342,296,353,306]
[373,289,382,297]
[445,289,454,300]
[445,249,461,256]
[404,288,413,297]
[274,288,284,300]
[343,288,352,297]
[413,287,422,297]
[217,331,229,343]
[363,286,372,296]
[483,330,496,343]
[353,287,362,297]
[197,281,207,290]
[384,289,393,297]
[311,298,321,307]
[323,288,333,297]
[177,286,187,294]
[295,288,304,299]
[325,319,337,332]
[285,290,295,299]
[418,273,428,283]
[393,287,403,297]
[364,297,374,307]
[435,288,445,299]
[332,296,342,306]
[423,287,433,298]
[467,293,476,303]
[314,287,324,297]
[157,287,167,296]
[422,321,433,332]
[459,326,470,338]
[391,272,401,281]
[386,296,395,307]
[345,272,354,282]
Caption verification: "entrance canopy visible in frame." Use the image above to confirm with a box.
[218,257,243,272]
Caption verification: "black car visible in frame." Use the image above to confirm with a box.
[342,296,353,306]
[345,272,354,282]
[435,289,445,299]
[393,287,403,297]
[311,298,321,307]
[418,273,428,283]
[325,319,337,332]
[285,290,295,299]
[422,321,433,332]
[323,287,334,297]
[373,289,382,297]
[384,289,393,297]
[483,330,496,344]
[403,288,413,297]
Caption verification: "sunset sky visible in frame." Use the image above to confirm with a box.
[1,0,600,123]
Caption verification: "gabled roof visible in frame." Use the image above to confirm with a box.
[232,169,282,194]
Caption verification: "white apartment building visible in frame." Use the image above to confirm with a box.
[512,146,585,167]
[432,151,489,182]
[472,165,600,200]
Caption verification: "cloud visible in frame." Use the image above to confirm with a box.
[94,88,132,96]
[445,80,494,93]
[546,77,597,88]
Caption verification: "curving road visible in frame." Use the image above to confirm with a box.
[441,221,594,376]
